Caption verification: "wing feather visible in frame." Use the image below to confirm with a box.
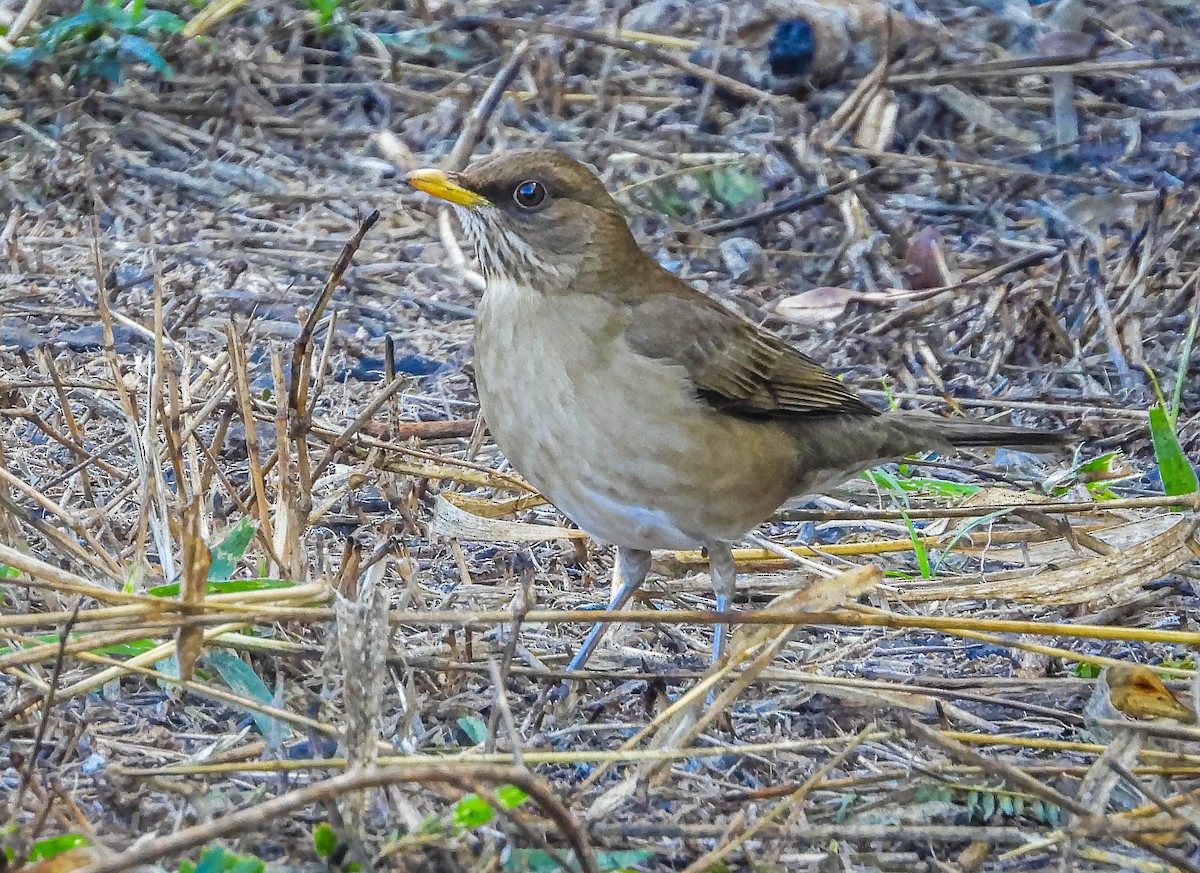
[623,291,876,419]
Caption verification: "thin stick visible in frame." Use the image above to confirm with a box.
[774,492,1198,522]
[700,168,882,234]
[447,37,533,171]
[6,601,80,853]
[76,765,596,873]
[287,211,380,502]
[456,16,772,105]
[889,55,1200,86]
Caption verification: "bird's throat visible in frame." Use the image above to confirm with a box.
[456,207,575,289]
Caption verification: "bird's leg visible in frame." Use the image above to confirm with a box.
[531,547,651,716]
[564,546,652,673]
[707,540,737,666]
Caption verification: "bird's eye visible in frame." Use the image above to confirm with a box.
[513,180,546,209]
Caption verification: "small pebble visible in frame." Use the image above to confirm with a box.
[718,237,764,284]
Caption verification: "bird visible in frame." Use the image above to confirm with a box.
[405,148,1066,675]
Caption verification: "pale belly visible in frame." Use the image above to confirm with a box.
[475,282,800,551]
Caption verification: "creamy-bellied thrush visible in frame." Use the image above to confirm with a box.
[406,149,1066,671]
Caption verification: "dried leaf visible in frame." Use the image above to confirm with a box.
[1078,669,1151,815]
[901,517,1200,605]
[775,285,860,324]
[1105,664,1196,723]
[431,492,585,541]
[176,496,211,684]
[334,559,390,837]
[440,490,549,518]
[904,226,953,290]
[1062,192,1140,232]
[954,514,1180,565]
[729,564,881,659]
[854,89,898,151]
[587,772,639,821]
[934,85,1040,147]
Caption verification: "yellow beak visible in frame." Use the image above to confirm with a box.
[405,168,490,209]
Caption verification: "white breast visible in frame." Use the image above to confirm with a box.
[473,278,801,551]
[474,279,708,549]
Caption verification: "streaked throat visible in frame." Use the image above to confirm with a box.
[454,206,569,288]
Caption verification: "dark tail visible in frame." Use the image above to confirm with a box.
[789,412,1069,496]
[888,412,1070,453]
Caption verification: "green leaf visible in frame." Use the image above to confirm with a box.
[227,858,265,873]
[866,467,980,499]
[639,184,689,218]
[901,477,981,498]
[932,508,1011,576]
[102,5,135,33]
[135,9,186,33]
[701,165,763,209]
[502,849,554,873]
[1079,451,1121,476]
[1045,802,1062,827]
[453,793,494,829]
[833,791,856,823]
[901,511,931,579]
[863,467,908,502]
[205,650,292,738]
[149,577,291,598]
[116,33,173,76]
[1149,403,1199,497]
[496,784,529,809]
[28,834,88,860]
[595,850,655,872]
[195,846,234,873]
[312,823,337,858]
[0,47,44,69]
[96,639,158,657]
[0,634,61,656]
[209,518,258,581]
[86,50,124,83]
[457,715,488,745]
[502,848,655,873]
[1159,655,1196,671]
[372,30,471,63]
[416,815,443,836]
[1075,661,1101,679]
[40,10,110,50]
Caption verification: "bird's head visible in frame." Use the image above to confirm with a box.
[405,148,637,291]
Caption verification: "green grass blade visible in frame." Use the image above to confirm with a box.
[1149,403,1199,497]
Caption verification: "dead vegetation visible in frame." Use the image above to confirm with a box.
[1,0,1200,871]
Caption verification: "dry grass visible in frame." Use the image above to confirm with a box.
[2,1,1200,871]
